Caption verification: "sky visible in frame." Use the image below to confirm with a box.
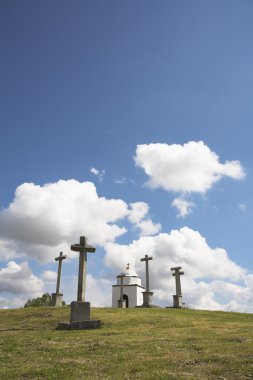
[0,0,253,312]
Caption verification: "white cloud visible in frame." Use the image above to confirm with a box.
[172,197,195,217]
[0,180,160,263]
[0,261,44,296]
[57,273,112,307]
[128,202,149,224]
[136,219,162,236]
[90,167,105,182]
[105,226,245,282]
[86,274,112,307]
[0,240,20,261]
[41,270,57,282]
[0,296,30,309]
[0,264,82,309]
[0,180,129,262]
[104,227,252,312]
[128,202,162,236]
[134,141,245,194]
[90,167,99,176]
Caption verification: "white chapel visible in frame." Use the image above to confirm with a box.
[112,264,145,308]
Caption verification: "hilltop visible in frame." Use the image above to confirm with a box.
[0,307,252,379]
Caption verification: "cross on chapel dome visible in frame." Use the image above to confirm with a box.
[118,263,138,277]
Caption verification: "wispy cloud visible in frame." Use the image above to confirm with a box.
[114,177,127,185]
[172,197,195,218]
[89,167,105,182]
[239,203,247,212]
[114,177,136,185]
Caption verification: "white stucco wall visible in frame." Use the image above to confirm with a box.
[116,276,142,286]
[112,285,144,308]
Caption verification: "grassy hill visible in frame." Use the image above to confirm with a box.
[0,306,252,379]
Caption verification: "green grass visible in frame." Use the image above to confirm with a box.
[0,307,253,379]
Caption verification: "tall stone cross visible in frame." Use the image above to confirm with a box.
[117,273,126,308]
[118,274,124,301]
[55,252,67,294]
[171,266,184,296]
[71,236,96,302]
[140,254,153,292]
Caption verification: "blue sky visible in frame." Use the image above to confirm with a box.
[0,1,253,311]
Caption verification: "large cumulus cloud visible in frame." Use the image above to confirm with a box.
[0,261,44,308]
[135,141,245,193]
[0,180,158,263]
[135,141,245,217]
[104,227,253,312]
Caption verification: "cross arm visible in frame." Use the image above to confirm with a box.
[86,245,96,253]
[70,244,96,253]
[172,271,184,276]
[171,266,182,271]
[140,256,153,262]
[55,255,67,261]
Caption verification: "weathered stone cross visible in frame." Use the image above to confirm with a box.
[118,274,124,301]
[71,236,95,302]
[140,254,153,292]
[117,273,126,308]
[55,252,67,294]
[171,266,184,296]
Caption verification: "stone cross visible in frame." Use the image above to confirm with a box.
[55,252,67,294]
[171,266,184,296]
[140,254,153,292]
[71,236,95,302]
[118,274,124,301]
[117,272,126,308]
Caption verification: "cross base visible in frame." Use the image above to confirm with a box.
[56,301,101,330]
[51,293,63,307]
[142,291,154,307]
[57,320,101,330]
[70,301,91,322]
[173,295,183,308]
[117,299,126,308]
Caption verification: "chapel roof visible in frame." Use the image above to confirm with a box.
[118,263,138,277]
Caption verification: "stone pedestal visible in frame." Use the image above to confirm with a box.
[57,301,101,330]
[70,301,91,322]
[51,293,63,307]
[142,291,154,307]
[118,299,126,308]
[57,320,101,330]
[173,295,183,308]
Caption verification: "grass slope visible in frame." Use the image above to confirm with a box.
[0,307,252,379]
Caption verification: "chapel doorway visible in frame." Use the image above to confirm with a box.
[123,294,129,308]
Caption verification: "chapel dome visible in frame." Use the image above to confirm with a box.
[118,264,138,278]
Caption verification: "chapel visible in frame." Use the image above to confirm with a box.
[112,264,145,308]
